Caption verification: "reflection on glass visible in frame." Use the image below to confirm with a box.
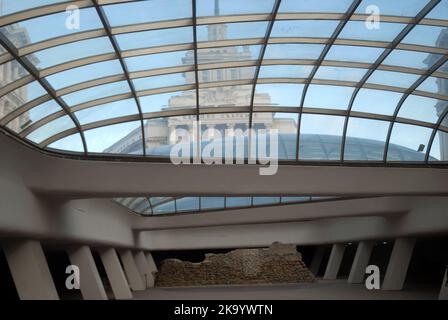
[299,114,345,160]
[47,133,84,153]
[429,129,448,162]
[382,49,439,70]
[402,25,448,49]
[417,76,448,95]
[304,85,354,110]
[387,123,432,161]
[84,121,143,155]
[26,115,75,144]
[344,117,389,161]
[7,100,61,133]
[140,90,196,113]
[398,95,448,124]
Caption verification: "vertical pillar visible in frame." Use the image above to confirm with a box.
[438,266,448,300]
[133,251,154,288]
[145,251,158,274]
[309,246,325,276]
[382,238,416,291]
[119,250,145,291]
[348,241,375,284]
[323,243,347,280]
[67,245,107,300]
[3,240,59,300]
[99,248,132,300]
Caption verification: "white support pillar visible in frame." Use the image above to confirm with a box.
[438,267,448,300]
[119,250,145,291]
[3,240,59,300]
[309,246,325,276]
[99,248,132,300]
[382,238,416,291]
[67,245,107,300]
[145,251,158,274]
[133,251,154,288]
[323,243,347,280]
[348,241,375,284]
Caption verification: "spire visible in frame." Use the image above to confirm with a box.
[214,0,220,16]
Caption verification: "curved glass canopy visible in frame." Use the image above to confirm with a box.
[0,0,447,164]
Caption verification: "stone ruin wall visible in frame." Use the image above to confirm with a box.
[155,243,315,287]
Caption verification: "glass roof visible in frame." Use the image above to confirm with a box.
[114,195,342,216]
[0,0,447,164]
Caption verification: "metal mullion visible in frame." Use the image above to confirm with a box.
[192,0,201,160]
[341,0,442,164]
[92,0,147,156]
[296,0,362,161]
[0,33,88,154]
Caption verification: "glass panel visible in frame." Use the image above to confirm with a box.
[198,45,261,64]
[314,66,367,82]
[253,112,298,160]
[254,84,303,107]
[128,198,151,214]
[197,0,275,16]
[426,0,448,20]
[367,70,420,88]
[398,95,448,123]
[1,8,102,47]
[133,72,195,91]
[0,0,69,16]
[259,65,313,79]
[402,26,448,49]
[140,90,196,113]
[197,22,268,42]
[199,85,253,107]
[103,0,192,26]
[28,37,114,70]
[429,130,448,162]
[46,60,123,90]
[152,200,176,215]
[281,196,310,203]
[0,81,47,120]
[304,85,354,110]
[355,0,429,17]
[417,76,448,95]
[63,81,130,106]
[7,100,61,133]
[0,60,28,88]
[199,66,255,83]
[176,197,200,212]
[26,115,75,144]
[125,50,193,72]
[264,44,324,60]
[382,49,440,70]
[387,123,432,161]
[226,197,251,208]
[115,27,193,51]
[200,197,225,210]
[299,114,345,160]
[344,118,390,161]
[47,133,84,153]
[252,197,280,205]
[84,121,143,155]
[352,88,402,115]
[271,20,339,38]
[75,99,139,125]
[279,0,353,13]
[325,45,383,64]
[339,21,405,42]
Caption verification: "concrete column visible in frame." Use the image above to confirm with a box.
[309,246,325,276]
[67,245,107,300]
[99,248,132,300]
[348,241,374,284]
[133,251,154,288]
[145,251,158,273]
[119,250,145,291]
[3,240,59,300]
[382,238,416,291]
[438,267,448,300]
[323,243,347,280]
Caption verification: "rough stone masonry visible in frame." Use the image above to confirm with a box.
[155,242,315,287]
